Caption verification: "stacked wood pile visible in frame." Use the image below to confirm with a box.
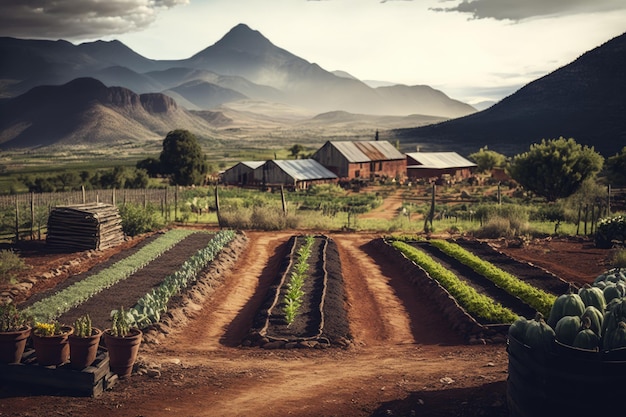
[46,203,125,251]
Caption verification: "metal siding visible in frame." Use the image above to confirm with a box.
[406,152,476,169]
[272,159,338,181]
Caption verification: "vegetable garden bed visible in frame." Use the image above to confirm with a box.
[376,237,573,344]
[243,234,351,349]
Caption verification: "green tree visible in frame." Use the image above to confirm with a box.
[606,146,626,186]
[289,144,305,159]
[159,130,208,186]
[468,146,507,173]
[137,157,162,178]
[507,137,604,202]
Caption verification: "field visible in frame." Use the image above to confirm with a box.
[0,226,612,417]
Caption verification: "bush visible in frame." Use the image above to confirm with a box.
[595,215,626,248]
[612,248,626,269]
[0,249,28,285]
[475,216,530,239]
[219,205,299,230]
[118,203,164,236]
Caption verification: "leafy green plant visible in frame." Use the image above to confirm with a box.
[391,240,519,324]
[283,235,314,326]
[0,303,30,332]
[33,320,67,336]
[596,215,626,248]
[24,229,195,322]
[428,239,556,317]
[118,203,164,236]
[0,249,29,285]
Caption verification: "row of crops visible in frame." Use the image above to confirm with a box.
[384,236,566,342]
[23,229,236,328]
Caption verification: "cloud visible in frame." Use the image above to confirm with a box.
[0,0,188,40]
[431,0,626,21]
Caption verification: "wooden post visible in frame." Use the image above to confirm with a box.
[280,185,287,215]
[14,196,19,243]
[497,182,502,205]
[174,187,178,222]
[82,185,86,204]
[164,188,169,222]
[112,188,116,206]
[607,184,611,216]
[214,186,221,228]
[424,183,435,233]
[30,192,35,240]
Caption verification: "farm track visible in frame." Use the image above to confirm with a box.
[408,242,537,321]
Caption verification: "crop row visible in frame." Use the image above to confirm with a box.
[24,229,196,322]
[390,240,519,324]
[127,229,236,328]
[429,239,556,317]
[283,235,314,325]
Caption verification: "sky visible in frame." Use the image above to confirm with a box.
[1,0,625,105]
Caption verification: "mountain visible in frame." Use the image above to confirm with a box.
[393,32,626,157]
[0,24,476,118]
[0,78,218,149]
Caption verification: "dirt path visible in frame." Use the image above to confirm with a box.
[359,188,404,220]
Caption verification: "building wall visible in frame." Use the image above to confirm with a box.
[313,143,350,178]
[408,167,473,180]
[222,165,259,185]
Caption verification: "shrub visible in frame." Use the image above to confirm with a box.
[596,215,626,248]
[611,248,626,269]
[118,203,164,236]
[0,249,28,285]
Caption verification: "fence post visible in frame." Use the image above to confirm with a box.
[214,186,221,228]
[280,185,287,215]
[82,185,86,204]
[30,192,35,240]
[14,196,19,243]
[174,187,178,222]
[112,188,116,206]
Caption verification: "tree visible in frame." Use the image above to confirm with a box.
[136,157,162,178]
[606,146,626,186]
[159,130,208,186]
[507,137,604,202]
[289,144,305,159]
[468,147,507,173]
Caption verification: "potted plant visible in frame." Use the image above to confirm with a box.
[68,314,102,370]
[31,320,74,366]
[0,303,31,364]
[103,307,142,378]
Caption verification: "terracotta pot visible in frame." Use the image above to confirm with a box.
[0,326,31,364]
[103,328,142,378]
[32,326,74,366]
[68,327,102,370]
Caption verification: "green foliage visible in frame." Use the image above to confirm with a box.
[159,129,208,186]
[288,144,305,159]
[23,229,195,322]
[606,146,626,186]
[391,241,519,323]
[429,239,556,316]
[0,303,30,332]
[468,147,507,172]
[283,235,314,325]
[0,249,28,285]
[507,137,604,202]
[595,215,626,248]
[612,248,626,269]
[109,307,132,337]
[118,203,164,236]
[73,314,93,337]
[473,204,530,238]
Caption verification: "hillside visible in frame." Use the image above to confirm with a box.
[393,32,626,157]
[0,78,218,149]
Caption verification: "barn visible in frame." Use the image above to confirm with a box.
[221,161,264,186]
[312,140,406,181]
[260,159,338,190]
[406,152,476,181]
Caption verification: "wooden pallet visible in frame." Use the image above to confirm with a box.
[0,348,117,397]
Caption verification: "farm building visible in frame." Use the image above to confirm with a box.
[221,161,264,186]
[312,140,406,181]
[406,152,476,181]
[260,159,338,190]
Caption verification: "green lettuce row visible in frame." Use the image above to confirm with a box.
[391,241,519,324]
[128,230,236,328]
[25,229,196,322]
[429,239,556,317]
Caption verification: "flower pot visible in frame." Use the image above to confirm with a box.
[0,326,31,364]
[103,328,142,378]
[68,327,102,370]
[32,326,74,366]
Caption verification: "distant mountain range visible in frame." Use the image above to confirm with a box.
[394,32,626,157]
[0,24,624,155]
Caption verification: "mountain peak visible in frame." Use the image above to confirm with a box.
[211,23,274,53]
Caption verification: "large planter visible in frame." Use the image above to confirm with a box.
[0,327,31,364]
[68,328,103,370]
[32,326,74,366]
[103,328,142,378]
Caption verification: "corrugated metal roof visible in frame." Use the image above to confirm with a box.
[330,141,405,162]
[239,161,265,169]
[271,159,338,181]
[406,152,476,169]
